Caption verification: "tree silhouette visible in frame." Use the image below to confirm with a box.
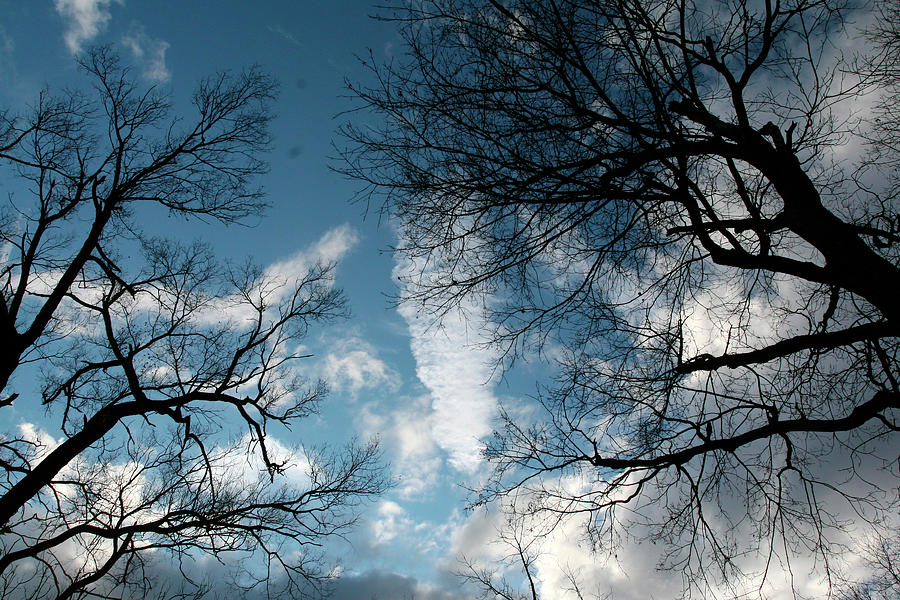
[342,0,899,595]
[0,48,386,599]
[836,534,900,600]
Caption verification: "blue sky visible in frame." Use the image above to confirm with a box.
[3,3,889,600]
[0,2,514,598]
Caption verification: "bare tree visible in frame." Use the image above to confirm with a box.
[836,534,900,600]
[457,513,542,600]
[0,48,387,599]
[342,0,899,595]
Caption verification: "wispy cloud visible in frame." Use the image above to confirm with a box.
[121,23,170,82]
[394,255,498,475]
[195,223,359,328]
[267,24,303,48]
[0,26,15,87]
[358,394,442,499]
[322,336,400,396]
[54,0,123,54]
[364,498,456,562]
[306,223,360,265]
[370,500,411,545]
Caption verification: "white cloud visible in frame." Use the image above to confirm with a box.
[358,394,442,499]
[308,222,360,265]
[6,423,325,598]
[446,445,896,600]
[196,223,359,328]
[17,422,63,463]
[121,23,170,82]
[399,301,498,474]
[322,336,400,396]
[394,253,499,475]
[206,433,314,492]
[371,500,409,544]
[259,222,358,294]
[446,489,699,600]
[54,0,123,54]
[366,500,454,558]
[449,504,504,561]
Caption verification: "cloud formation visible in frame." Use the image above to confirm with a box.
[358,394,442,499]
[394,256,498,474]
[322,336,400,396]
[192,223,359,329]
[121,23,170,82]
[0,26,15,86]
[330,570,459,600]
[447,450,896,600]
[54,0,122,54]
[260,223,359,293]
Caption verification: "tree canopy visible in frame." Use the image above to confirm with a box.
[0,48,386,600]
[342,0,900,596]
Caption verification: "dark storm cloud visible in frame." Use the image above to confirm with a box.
[331,570,464,600]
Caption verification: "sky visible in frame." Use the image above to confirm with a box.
[0,2,891,600]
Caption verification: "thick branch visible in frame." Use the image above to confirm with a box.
[677,321,900,374]
[0,392,245,526]
[589,390,898,471]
